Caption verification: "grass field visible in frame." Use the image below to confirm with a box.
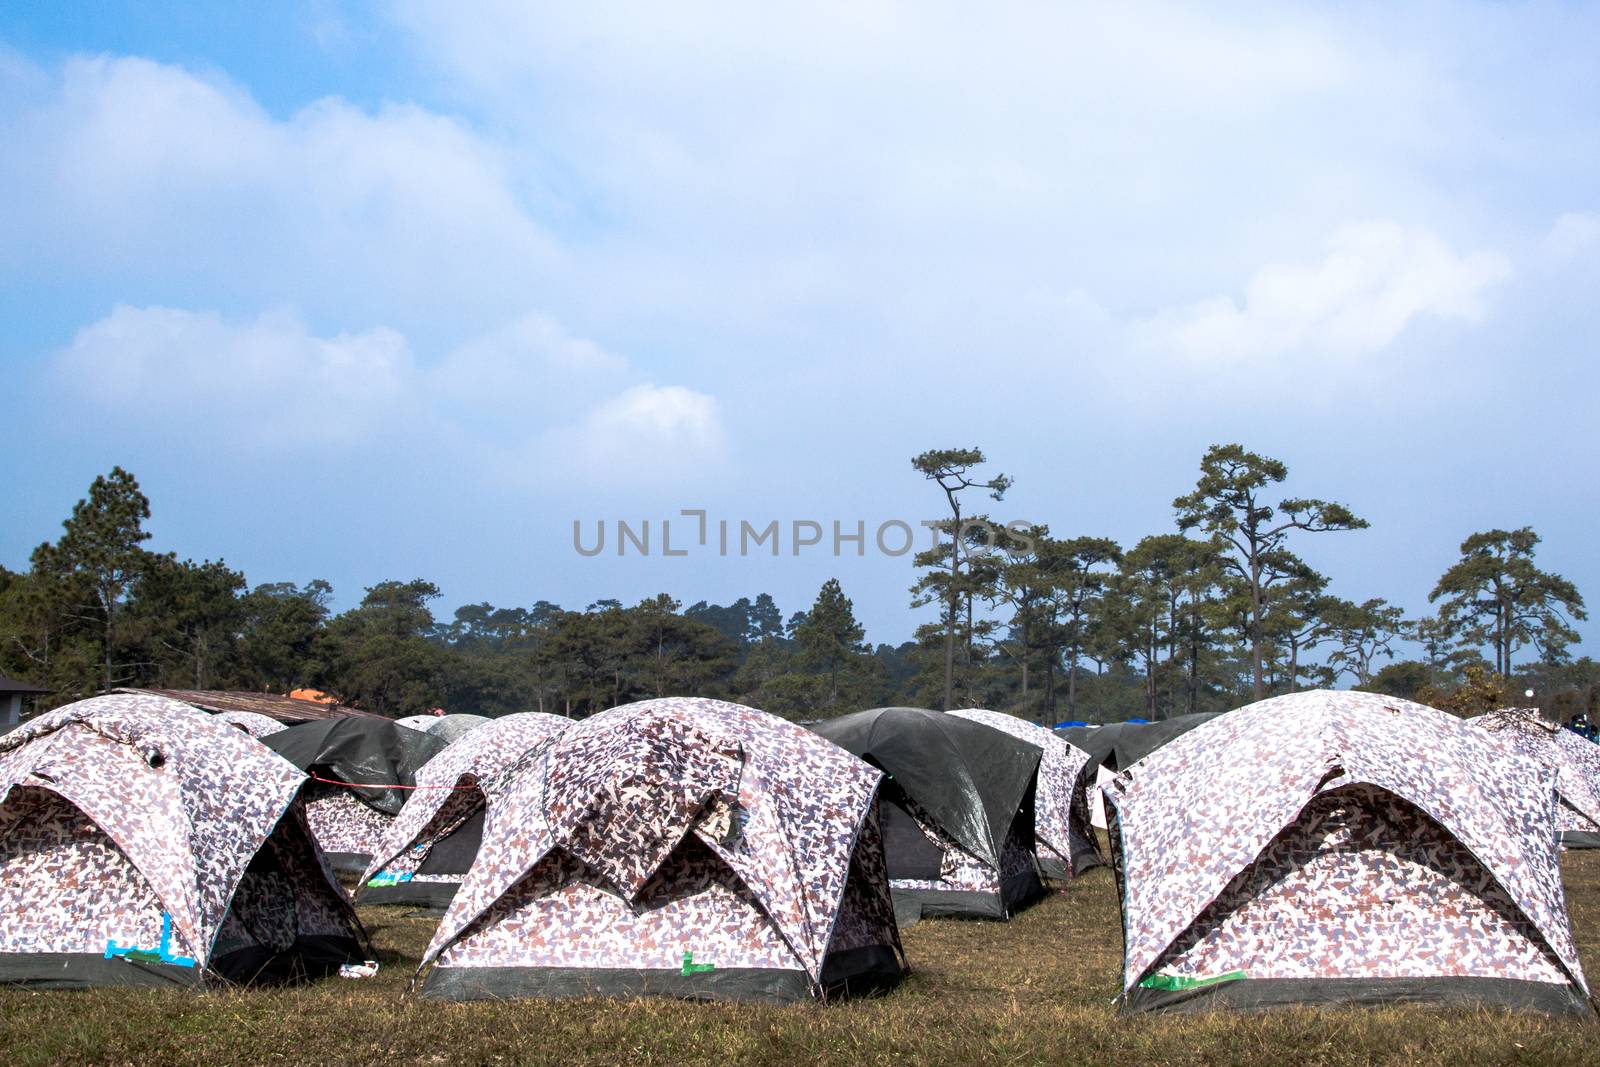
[3,853,1598,1066]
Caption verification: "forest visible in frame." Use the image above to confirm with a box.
[2,444,1594,725]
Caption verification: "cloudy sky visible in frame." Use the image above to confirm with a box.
[2,2,1596,650]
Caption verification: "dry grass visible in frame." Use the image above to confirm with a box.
[2,853,1598,1066]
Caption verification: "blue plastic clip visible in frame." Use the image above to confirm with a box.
[104,913,196,968]
[366,870,415,888]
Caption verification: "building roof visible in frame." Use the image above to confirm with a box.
[112,687,391,724]
[0,675,49,695]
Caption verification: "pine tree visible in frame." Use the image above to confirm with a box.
[31,466,155,693]
[796,578,869,713]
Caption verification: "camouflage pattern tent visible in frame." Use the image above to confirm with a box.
[418,697,904,1003]
[1477,707,1600,848]
[948,708,1100,878]
[0,693,369,988]
[264,718,447,874]
[811,707,1043,925]
[212,710,287,739]
[361,712,572,909]
[1060,713,1222,829]
[1106,689,1592,1015]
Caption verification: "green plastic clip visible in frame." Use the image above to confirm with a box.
[681,951,716,975]
[1137,969,1245,991]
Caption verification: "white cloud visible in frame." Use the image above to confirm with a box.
[0,11,1395,356]
[552,384,725,483]
[0,14,1574,392]
[395,3,1354,128]
[1133,222,1511,364]
[48,304,726,483]
[0,56,556,330]
[52,305,417,444]
[1544,212,1600,262]
[429,312,628,424]
[383,5,1435,287]
[7,8,1598,477]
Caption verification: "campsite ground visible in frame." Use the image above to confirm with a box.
[3,853,1599,1066]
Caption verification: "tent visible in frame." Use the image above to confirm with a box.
[0,693,370,988]
[360,712,573,909]
[811,707,1043,924]
[1476,707,1600,848]
[212,710,287,738]
[1106,689,1592,1015]
[1060,713,1222,829]
[424,713,490,745]
[264,718,447,874]
[1061,712,1223,773]
[948,708,1100,878]
[395,715,438,733]
[418,697,904,1003]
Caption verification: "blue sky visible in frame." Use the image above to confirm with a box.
[2,2,1597,657]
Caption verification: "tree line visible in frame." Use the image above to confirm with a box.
[1,447,1592,725]
[904,443,1591,723]
[0,467,905,719]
